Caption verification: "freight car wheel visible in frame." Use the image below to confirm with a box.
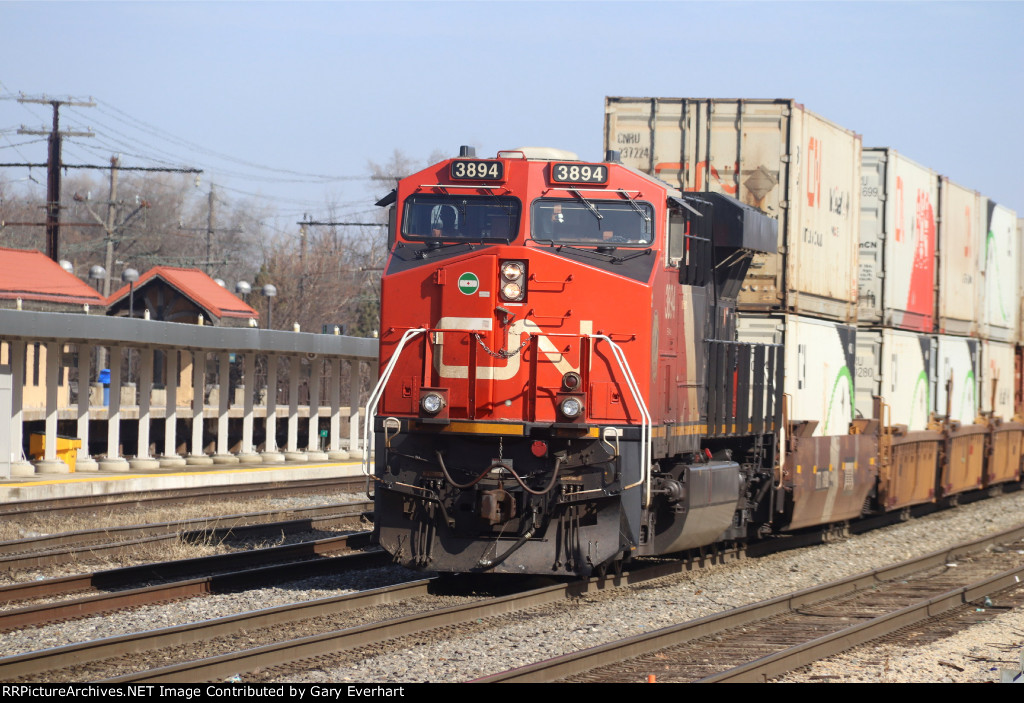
[594,553,626,580]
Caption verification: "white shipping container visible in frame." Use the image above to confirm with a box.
[980,340,1015,419]
[859,149,938,331]
[1019,217,1024,345]
[937,178,982,336]
[737,314,855,437]
[855,329,934,431]
[605,97,861,322]
[934,334,980,423]
[978,201,1019,342]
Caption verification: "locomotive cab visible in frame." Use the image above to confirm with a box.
[369,146,782,576]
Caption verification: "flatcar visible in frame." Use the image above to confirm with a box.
[365,145,1024,577]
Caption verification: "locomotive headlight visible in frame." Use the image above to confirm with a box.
[559,396,583,419]
[421,392,445,415]
[562,371,582,391]
[499,259,526,302]
[501,261,524,281]
[501,281,523,300]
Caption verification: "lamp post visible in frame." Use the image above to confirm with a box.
[235,280,252,300]
[261,284,277,330]
[121,267,139,317]
[88,265,108,371]
[88,265,107,293]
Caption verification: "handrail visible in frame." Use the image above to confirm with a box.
[362,328,427,477]
[588,334,652,506]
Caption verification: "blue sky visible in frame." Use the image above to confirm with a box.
[2,1,1022,227]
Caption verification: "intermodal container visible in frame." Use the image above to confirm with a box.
[934,334,980,423]
[605,97,861,322]
[980,339,1016,419]
[936,178,982,336]
[977,201,1019,342]
[859,149,938,331]
[737,313,856,437]
[855,328,934,431]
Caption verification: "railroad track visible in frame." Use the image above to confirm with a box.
[0,476,370,521]
[0,500,373,573]
[473,524,1024,682]
[0,554,711,681]
[0,531,377,630]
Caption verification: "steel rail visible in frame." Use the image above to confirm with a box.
[100,555,747,683]
[0,477,368,520]
[0,501,372,556]
[0,533,376,630]
[0,502,372,572]
[0,574,429,681]
[472,522,1024,682]
[703,562,1024,682]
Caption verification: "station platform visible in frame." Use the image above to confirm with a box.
[0,459,368,503]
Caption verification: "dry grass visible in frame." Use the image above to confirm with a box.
[0,490,366,585]
[0,490,363,542]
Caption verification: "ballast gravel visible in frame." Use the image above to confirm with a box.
[3,490,1024,683]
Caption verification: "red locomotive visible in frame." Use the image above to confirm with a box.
[368,146,785,576]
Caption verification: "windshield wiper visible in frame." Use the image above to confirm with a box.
[414,241,477,259]
[570,188,603,223]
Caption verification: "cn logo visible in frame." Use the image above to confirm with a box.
[807,137,821,208]
[457,272,480,296]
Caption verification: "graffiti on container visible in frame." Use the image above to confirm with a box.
[906,189,935,314]
[806,137,821,208]
[803,228,824,247]
[828,187,849,216]
[654,161,739,195]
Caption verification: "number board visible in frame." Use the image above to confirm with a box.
[551,162,608,185]
[450,160,504,181]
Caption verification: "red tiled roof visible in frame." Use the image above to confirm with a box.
[0,247,106,306]
[106,265,258,319]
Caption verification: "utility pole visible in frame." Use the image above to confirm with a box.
[178,184,241,274]
[77,155,151,297]
[207,185,216,272]
[103,156,119,298]
[299,214,309,299]
[17,95,95,261]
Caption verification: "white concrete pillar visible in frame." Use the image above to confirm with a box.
[238,352,259,463]
[187,350,212,465]
[348,360,363,460]
[33,342,69,473]
[213,352,238,464]
[99,346,128,471]
[283,356,306,461]
[129,348,159,469]
[306,357,327,461]
[76,343,97,471]
[160,349,185,467]
[327,357,347,460]
[261,354,284,462]
[8,341,32,476]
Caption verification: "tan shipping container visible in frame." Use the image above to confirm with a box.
[604,97,861,322]
[936,178,982,336]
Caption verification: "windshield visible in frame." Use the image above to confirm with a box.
[402,194,521,242]
[531,197,654,246]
